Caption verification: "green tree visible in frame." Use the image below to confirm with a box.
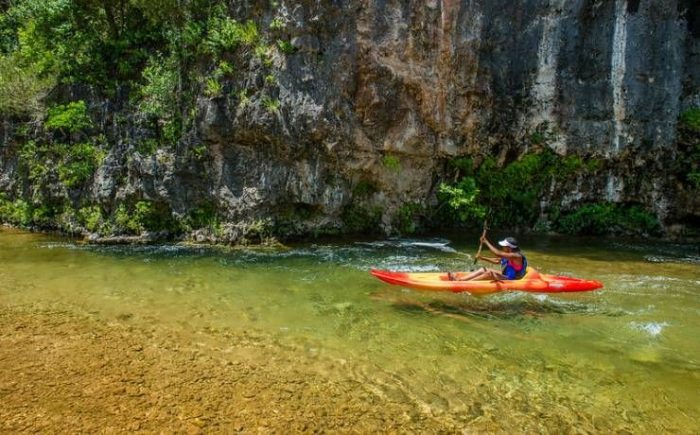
[0,52,55,115]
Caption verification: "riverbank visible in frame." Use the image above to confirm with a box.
[0,305,458,433]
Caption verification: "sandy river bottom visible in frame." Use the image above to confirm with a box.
[0,305,459,433]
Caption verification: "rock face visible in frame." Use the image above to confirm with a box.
[1,0,699,238]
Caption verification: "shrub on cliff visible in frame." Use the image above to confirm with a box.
[680,108,700,132]
[205,15,259,54]
[437,177,486,224]
[113,201,182,235]
[77,205,104,233]
[436,151,659,237]
[18,136,104,191]
[438,152,565,230]
[57,142,105,188]
[45,101,93,135]
[678,108,700,190]
[0,195,32,226]
[553,203,661,237]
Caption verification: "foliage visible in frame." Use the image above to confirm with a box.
[0,195,32,226]
[382,154,400,172]
[254,44,273,66]
[529,121,561,146]
[184,202,220,231]
[215,60,233,76]
[677,107,700,190]
[689,172,700,190]
[190,143,208,160]
[262,96,280,113]
[437,177,486,223]
[136,138,159,155]
[276,39,295,55]
[205,77,223,98]
[114,204,136,233]
[3,202,110,235]
[19,139,104,189]
[138,56,179,119]
[0,0,277,149]
[18,103,104,195]
[0,52,55,116]
[341,204,382,234]
[238,89,251,108]
[553,203,661,237]
[132,201,156,232]
[204,60,233,98]
[0,0,166,89]
[689,141,700,190]
[447,157,474,173]
[205,17,258,55]
[394,202,424,235]
[45,101,93,134]
[269,17,286,31]
[19,140,47,182]
[464,154,553,228]
[77,205,103,232]
[680,108,700,132]
[113,201,181,235]
[0,1,307,240]
[529,130,547,146]
[243,218,273,244]
[439,150,611,231]
[352,179,378,198]
[31,203,59,227]
[0,194,65,229]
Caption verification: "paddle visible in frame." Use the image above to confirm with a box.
[445,220,488,280]
[473,219,488,265]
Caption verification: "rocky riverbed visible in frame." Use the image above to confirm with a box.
[0,305,459,433]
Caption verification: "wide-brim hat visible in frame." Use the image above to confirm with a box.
[498,237,519,249]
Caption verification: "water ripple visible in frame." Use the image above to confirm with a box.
[630,321,669,337]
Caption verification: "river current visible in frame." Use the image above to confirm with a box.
[1,228,698,432]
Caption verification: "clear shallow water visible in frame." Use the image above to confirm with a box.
[1,228,698,431]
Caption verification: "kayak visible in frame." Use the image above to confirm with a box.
[370,268,603,295]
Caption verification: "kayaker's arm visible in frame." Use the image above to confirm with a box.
[476,255,500,265]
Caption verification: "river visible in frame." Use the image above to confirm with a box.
[0,227,698,432]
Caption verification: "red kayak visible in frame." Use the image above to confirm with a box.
[370,268,603,295]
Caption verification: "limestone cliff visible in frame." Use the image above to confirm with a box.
[1,0,698,240]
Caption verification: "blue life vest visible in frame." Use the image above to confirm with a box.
[500,254,527,280]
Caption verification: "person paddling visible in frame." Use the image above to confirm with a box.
[448,236,528,281]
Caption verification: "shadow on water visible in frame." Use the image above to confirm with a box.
[373,290,625,322]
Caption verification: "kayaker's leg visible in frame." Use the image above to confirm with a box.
[456,267,488,281]
[460,268,507,281]
[485,270,507,281]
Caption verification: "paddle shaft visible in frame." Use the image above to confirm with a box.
[473,222,488,265]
